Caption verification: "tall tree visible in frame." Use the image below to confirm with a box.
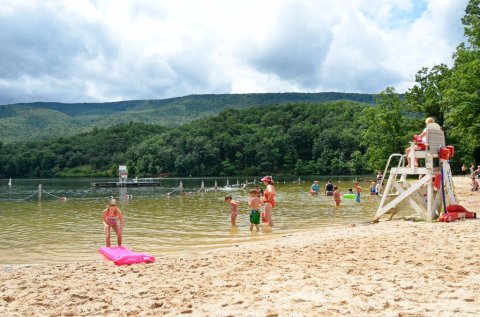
[443,0,480,164]
[404,0,480,165]
[405,64,451,126]
[360,87,416,171]
[462,0,480,48]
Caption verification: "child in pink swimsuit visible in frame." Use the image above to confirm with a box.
[224,196,239,225]
[102,199,124,247]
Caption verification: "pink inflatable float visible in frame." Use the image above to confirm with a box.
[98,246,155,265]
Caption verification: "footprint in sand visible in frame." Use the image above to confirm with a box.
[150,302,163,308]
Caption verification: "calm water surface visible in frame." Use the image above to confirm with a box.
[0,177,386,264]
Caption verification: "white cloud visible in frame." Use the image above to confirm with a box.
[0,0,470,104]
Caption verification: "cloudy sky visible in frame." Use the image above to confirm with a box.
[0,0,469,105]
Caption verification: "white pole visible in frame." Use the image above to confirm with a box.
[38,184,42,201]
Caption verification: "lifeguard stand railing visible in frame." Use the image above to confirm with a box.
[373,123,456,222]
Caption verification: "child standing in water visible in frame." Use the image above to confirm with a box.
[369,182,377,195]
[224,196,239,225]
[354,182,362,202]
[102,199,124,247]
[261,176,275,227]
[248,189,261,231]
[333,186,341,207]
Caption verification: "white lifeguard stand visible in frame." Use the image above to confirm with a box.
[119,165,128,183]
[373,123,457,222]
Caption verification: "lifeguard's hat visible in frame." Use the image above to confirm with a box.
[261,176,272,182]
[109,199,117,205]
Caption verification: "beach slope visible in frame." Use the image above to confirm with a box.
[1,177,479,316]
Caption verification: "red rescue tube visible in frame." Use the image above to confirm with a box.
[446,205,466,212]
[433,173,441,190]
[446,145,455,158]
[439,205,477,222]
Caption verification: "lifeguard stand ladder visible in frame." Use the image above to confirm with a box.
[373,123,456,222]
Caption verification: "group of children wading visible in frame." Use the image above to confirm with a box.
[225,176,275,231]
[310,179,363,207]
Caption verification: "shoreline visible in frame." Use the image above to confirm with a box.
[1,177,479,316]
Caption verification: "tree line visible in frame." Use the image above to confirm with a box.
[0,93,472,178]
[0,102,370,177]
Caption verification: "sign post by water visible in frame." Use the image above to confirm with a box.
[119,165,128,183]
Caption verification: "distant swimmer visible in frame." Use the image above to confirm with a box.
[354,182,362,202]
[310,180,320,196]
[333,186,341,207]
[325,179,334,196]
[370,182,378,195]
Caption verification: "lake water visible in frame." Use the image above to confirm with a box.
[0,177,385,264]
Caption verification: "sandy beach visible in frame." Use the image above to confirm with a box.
[1,177,479,316]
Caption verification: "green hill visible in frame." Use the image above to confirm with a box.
[0,92,376,143]
[0,101,375,178]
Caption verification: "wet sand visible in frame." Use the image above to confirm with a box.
[1,177,479,316]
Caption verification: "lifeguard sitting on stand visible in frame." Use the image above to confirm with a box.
[405,117,435,168]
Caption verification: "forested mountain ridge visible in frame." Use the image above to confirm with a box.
[0,91,473,178]
[0,101,377,178]
[0,92,375,143]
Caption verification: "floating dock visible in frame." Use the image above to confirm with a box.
[91,180,161,187]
